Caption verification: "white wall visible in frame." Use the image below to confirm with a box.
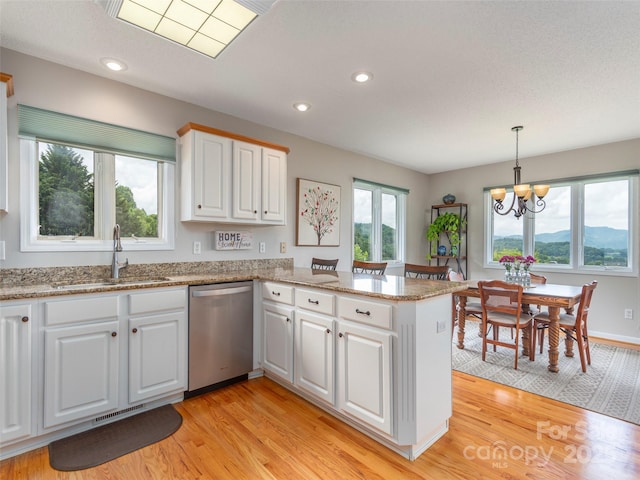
[428,139,640,342]
[0,49,431,274]
[1,49,638,342]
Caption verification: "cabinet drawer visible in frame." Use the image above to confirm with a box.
[262,282,294,305]
[295,288,335,316]
[338,296,392,330]
[128,288,186,316]
[45,295,119,327]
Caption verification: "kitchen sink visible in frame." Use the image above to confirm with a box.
[50,277,171,290]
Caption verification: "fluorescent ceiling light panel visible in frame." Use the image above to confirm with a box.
[99,0,274,59]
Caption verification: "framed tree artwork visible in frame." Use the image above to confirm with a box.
[296,178,341,246]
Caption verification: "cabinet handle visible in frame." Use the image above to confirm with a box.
[132,328,138,334]
[308,298,319,305]
[197,204,202,209]
[21,316,29,323]
[111,331,117,337]
[355,308,371,316]
[326,328,331,334]
[338,332,344,338]
[272,291,281,296]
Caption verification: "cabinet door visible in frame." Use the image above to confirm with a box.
[0,303,32,444]
[295,311,334,404]
[232,141,261,221]
[193,131,231,219]
[128,312,186,403]
[262,303,294,382]
[43,321,119,428]
[337,321,392,436]
[261,148,287,224]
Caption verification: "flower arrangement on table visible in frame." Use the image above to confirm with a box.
[499,255,516,272]
[522,255,536,271]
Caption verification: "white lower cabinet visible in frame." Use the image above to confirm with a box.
[261,282,453,461]
[0,302,33,445]
[43,319,120,428]
[42,294,121,429]
[262,302,294,382]
[128,289,187,404]
[39,287,186,432]
[294,310,334,404]
[336,320,392,435]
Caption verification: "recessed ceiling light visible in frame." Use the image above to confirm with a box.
[351,71,373,83]
[293,102,311,112]
[101,57,127,72]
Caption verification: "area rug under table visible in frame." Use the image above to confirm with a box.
[452,321,640,425]
[48,404,182,471]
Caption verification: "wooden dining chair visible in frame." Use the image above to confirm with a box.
[449,270,482,325]
[532,280,597,372]
[352,260,387,275]
[478,280,536,370]
[404,263,450,279]
[311,258,339,270]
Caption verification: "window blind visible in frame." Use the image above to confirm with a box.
[18,104,176,162]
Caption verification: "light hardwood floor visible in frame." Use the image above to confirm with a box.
[2,369,639,480]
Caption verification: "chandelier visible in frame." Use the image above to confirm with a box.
[490,126,549,218]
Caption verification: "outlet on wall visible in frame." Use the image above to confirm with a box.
[624,308,633,320]
[259,242,266,253]
[280,242,286,254]
[193,241,201,255]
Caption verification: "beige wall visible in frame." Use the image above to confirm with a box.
[1,48,638,342]
[0,49,430,275]
[428,139,640,341]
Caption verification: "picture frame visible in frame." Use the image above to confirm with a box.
[296,178,341,246]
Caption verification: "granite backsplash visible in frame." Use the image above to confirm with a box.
[0,258,294,287]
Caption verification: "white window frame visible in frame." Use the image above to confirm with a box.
[484,172,638,276]
[19,137,175,252]
[352,179,406,266]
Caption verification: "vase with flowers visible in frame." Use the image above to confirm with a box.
[522,255,536,286]
[499,255,515,282]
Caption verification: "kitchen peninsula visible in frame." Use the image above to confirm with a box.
[1,261,466,461]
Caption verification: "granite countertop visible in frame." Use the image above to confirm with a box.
[0,267,467,302]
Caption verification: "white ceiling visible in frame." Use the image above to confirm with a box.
[1,0,639,174]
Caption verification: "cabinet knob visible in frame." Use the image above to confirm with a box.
[264,210,268,214]
[111,331,117,337]
[338,332,344,338]
[132,328,138,334]
[286,317,291,322]
[326,328,331,334]
[197,204,202,209]
[254,210,257,214]
[21,316,29,323]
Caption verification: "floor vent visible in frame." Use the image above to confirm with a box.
[94,404,144,424]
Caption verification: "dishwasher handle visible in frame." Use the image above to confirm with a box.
[192,285,252,297]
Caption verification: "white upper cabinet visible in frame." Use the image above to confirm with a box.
[0,73,13,213]
[181,130,231,221]
[179,123,288,225]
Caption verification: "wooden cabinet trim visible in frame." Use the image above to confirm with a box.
[177,122,290,154]
[0,73,14,97]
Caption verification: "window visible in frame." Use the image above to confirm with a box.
[485,172,638,274]
[353,179,407,264]
[19,105,175,251]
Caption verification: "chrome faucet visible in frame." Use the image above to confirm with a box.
[112,224,129,279]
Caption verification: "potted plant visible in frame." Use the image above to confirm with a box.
[426,212,466,259]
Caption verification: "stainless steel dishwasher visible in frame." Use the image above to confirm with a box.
[186,281,253,397]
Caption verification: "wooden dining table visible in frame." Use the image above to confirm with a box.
[455,281,584,372]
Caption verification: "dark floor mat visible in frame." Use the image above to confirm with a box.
[48,404,182,471]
